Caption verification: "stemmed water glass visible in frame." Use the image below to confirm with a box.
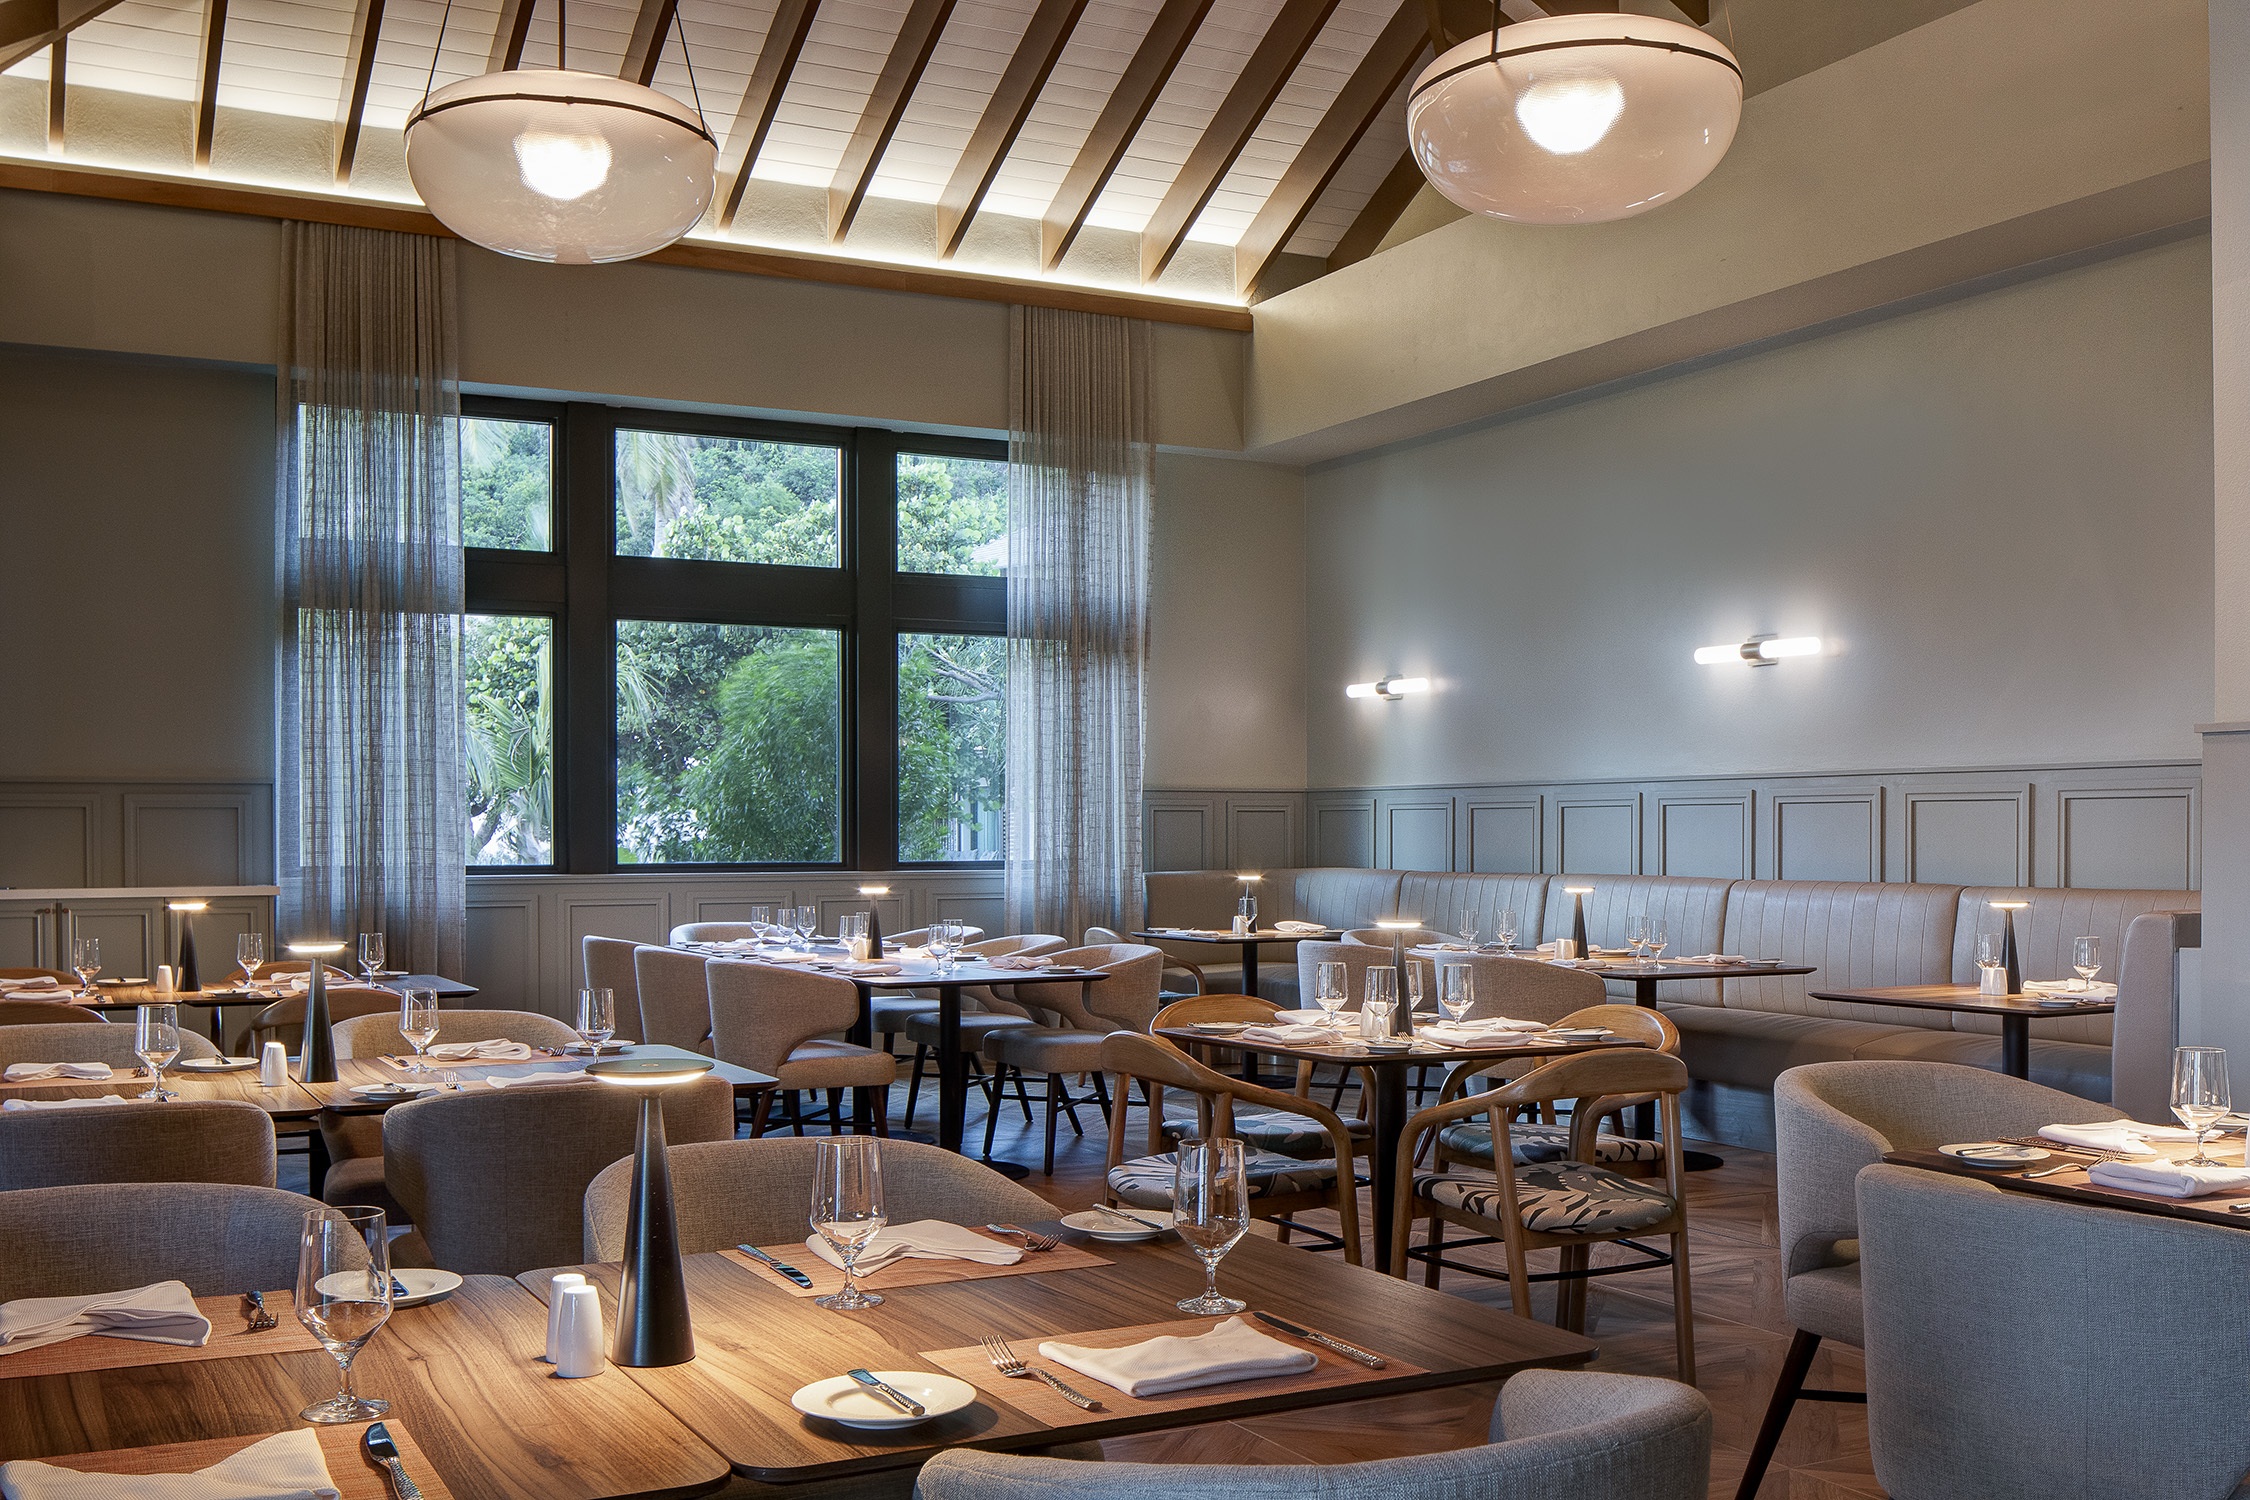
[1495,908,1519,954]
[237,933,265,989]
[932,919,964,975]
[70,937,100,998]
[1644,920,1668,964]
[2072,936,2102,991]
[1174,1137,1250,1315]
[748,905,773,941]
[1627,914,1651,963]
[810,1136,887,1310]
[135,1003,180,1100]
[1313,960,1348,1029]
[1403,960,1428,1016]
[1439,964,1475,1024]
[398,990,440,1074]
[296,1206,394,1423]
[575,987,616,1053]
[358,932,385,984]
[1460,913,1479,948]
[2172,1046,2232,1167]
[795,906,820,951]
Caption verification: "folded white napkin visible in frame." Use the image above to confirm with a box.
[427,1040,533,1061]
[0,977,63,992]
[1273,921,1325,935]
[1681,954,1748,965]
[1,1096,130,1111]
[2023,979,2120,1000]
[838,962,903,976]
[2038,1120,2198,1154]
[1273,1010,1331,1024]
[1419,1019,1546,1044]
[3,1063,113,1082]
[0,1427,339,1500]
[483,1069,589,1088]
[2087,1159,2250,1200]
[1038,1315,1316,1398]
[0,1280,210,1356]
[804,1219,1021,1273]
[1239,1024,1335,1045]
[1533,942,1557,954]
[1411,943,1473,955]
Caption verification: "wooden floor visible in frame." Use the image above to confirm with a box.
[283,1066,1882,1499]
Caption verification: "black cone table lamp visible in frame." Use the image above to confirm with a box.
[287,940,347,1084]
[167,901,207,992]
[589,1055,714,1368]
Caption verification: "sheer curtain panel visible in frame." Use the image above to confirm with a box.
[276,222,466,974]
[1003,306,1152,939]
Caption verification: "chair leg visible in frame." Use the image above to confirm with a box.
[1670,1226,1696,1384]
[1423,1215,1445,1289]
[984,1067,1007,1156]
[1011,1066,1035,1125]
[825,1088,846,1134]
[903,1045,930,1127]
[870,1087,891,1139]
[1557,1243,1589,1332]
[1044,1074,1061,1175]
[785,1091,805,1137]
[1734,1331,1821,1500]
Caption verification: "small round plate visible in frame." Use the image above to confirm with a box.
[562,1041,635,1055]
[1545,1027,1614,1041]
[177,1056,259,1074]
[791,1372,976,1429]
[349,1082,440,1102]
[316,1267,463,1308]
[1363,1039,1412,1052]
[1188,1022,1242,1034]
[1939,1142,2051,1168]
[1060,1208,1181,1242]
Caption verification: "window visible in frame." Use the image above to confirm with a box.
[462,403,1005,871]
[464,614,554,865]
[617,622,841,864]
[899,633,1004,862]
[898,451,1006,575]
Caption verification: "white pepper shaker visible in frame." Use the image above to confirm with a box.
[553,1284,605,1378]
[544,1272,587,1363]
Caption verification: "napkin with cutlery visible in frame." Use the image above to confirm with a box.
[2086,1159,2250,1199]
[482,1069,590,1088]
[0,1280,210,1356]
[0,977,64,993]
[1239,1023,1336,1045]
[1273,921,1325,935]
[835,962,903,977]
[985,955,1055,971]
[804,1219,1021,1273]
[2023,979,2119,1000]
[1038,1316,1316,1398]
[2038,1121,2198,1155]
[1418,1019,1547,1044]
[0,1427,340,1499]
[1,1096,130,1111]
[3,1063,113,1082]
[426,1040,534,1062]
[1681,954,1748,965]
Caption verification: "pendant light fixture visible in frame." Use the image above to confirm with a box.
[1406,11,1742,225]
[404,0,718,264]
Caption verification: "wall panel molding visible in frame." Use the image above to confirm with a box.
[0,781,273,890]
[1896,784,2031,886]
[1765,787,1883,883]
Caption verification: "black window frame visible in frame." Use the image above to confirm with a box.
[462,396,1006,875]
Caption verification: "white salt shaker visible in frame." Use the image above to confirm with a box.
[553,1284,605,1378]
[154,966,175,993]
[258,1041,289,1087]
[544,1272,587,1363]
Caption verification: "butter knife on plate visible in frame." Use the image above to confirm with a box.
[847,1368,927,1416]
[737,1243,816,1289]
[363,1421,425,1500]
[1252,1311,1386,1368]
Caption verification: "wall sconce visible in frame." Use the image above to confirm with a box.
[1345,676,1431,701]
[1694,635,1822,667]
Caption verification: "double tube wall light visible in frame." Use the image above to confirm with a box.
[1345,676,1431,701]
[1694,635,1823,667]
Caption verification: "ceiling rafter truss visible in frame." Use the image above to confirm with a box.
[715,0,821,229]
[826,0,959,242]
[935,0,1090,260]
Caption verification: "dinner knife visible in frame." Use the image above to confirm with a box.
[1252,1311,1386,1368]
[847,1368,927,1416]
[362,1421,425,1500]
[1091,1203,1171,1232]
[736,1243,815,1288]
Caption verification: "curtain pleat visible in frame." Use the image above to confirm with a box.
[1003,305,1152,939]
[276,221,466,974]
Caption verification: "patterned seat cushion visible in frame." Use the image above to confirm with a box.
[1108,1148,1339,1208]
[1413,1163,1677,1235]
[1158,1110,1371,1160]
[1438,1119,1664,1167]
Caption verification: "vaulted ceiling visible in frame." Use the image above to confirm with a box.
[0,0,1719,309]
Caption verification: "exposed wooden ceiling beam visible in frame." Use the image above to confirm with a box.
[487,0,535,71]
[1233,2,1426,299]
[1037,0,1213,271]
[1136,0,1341,284]
[934,0,1088,259]
[332,0,384,184]
[619,0,678,86]
[0,0,125,73]
[45,35,64,151]
[827,0,957,241]
[193,0,226,170]
[715,0,820,229]
[1322,150,1421,272]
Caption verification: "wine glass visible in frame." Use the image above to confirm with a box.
[1404,959,1428,1014]
[1362,966,1398,1039]
[1313,960,1348,1029]
[1460,913,1479,948]
[1976,931,2004,970]
[1495,908,1518,953]
[398,989,439,1074]
[237,932,265,989]
[575,987,616,1053]
[296,1206,394,1423]
[1644,920,1668,964]
[70,937,100,998]
[795,906,820,951]
[2172,1046,2232,1166]
[2072,936,2102,991]
[357,932,386,984]
[932,919,961,975]
[810,1136,887,1310]
[1439,964,1475,1024]
[135,1002,180,1100]
[1173,1137,1250,1315]
[748,905,773,940]
[1627,914,1651,963]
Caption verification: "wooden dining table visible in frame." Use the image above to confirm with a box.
[0,1064,327,1120]
[1811,983,2116,1078]
[296,1044,778,1115]
[1131,927,1341,1000]
[1886,1133,2250,1231]
[78,973,480,1043]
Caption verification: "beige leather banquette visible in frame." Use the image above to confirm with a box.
[1142,868,2198,1149]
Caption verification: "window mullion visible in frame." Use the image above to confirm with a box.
[852,428,899,873]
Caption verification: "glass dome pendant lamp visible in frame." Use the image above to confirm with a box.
[404,0,719,264]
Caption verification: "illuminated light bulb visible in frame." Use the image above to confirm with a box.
[1345,682,1379,699]
[1692,645,1738,666]
[1515,73,1625,155]
[514,129,612,201]
[1754,636,1823,660]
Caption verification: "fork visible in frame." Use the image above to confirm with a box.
[979,1336,1102,1410]
[240,1291,277,1333]
[984,1223,1059,1251]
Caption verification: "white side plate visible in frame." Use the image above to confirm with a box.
[790,1372,976,1429]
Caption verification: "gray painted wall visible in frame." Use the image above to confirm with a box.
[1300,235,2216,792]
